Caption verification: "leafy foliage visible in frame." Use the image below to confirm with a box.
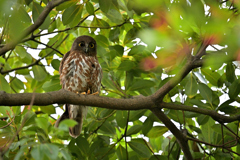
[0,0,240,159]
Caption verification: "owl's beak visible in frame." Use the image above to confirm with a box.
[84,45,89,54]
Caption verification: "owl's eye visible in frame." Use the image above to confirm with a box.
[78,42,85,47]
[89,43,95,48]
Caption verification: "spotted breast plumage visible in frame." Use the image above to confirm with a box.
[55,35,102,138]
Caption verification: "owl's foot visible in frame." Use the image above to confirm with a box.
[91,91,99,95]
[87,89,99,95]
[76,90,98,95]
[76,91,87,95]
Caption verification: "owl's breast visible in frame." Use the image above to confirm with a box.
[61,53,101,93]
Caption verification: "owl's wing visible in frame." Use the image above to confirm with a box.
[55,51,72,128]
[59,51,70,75]
[59,51,76,87]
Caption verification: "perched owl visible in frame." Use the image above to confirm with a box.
[55,35,102,138]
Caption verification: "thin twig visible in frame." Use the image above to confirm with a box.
[32,39,63,56]
[0,115,15,129]
[124,111,130,160]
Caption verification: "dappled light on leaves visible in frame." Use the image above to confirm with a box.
[141,43,191,70]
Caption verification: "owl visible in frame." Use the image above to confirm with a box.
[55,35,102,138]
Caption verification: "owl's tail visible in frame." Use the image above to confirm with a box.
[69,105,88,138]
[55,104,88,138]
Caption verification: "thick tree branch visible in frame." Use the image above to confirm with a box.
[0,90,238,124]
[151,108,193,160]
[0,0,69,56]
[0,89,155,110]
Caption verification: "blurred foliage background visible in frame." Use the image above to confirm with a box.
[1,0,240,159]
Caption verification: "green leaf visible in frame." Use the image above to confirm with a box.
[56,0,77,11]
[118,60,136,71]
[18,6,32,24]
[142,117,153,135]
[15,46,27,59]
[62,4,83,26]
[128,45,146,56]
[116,110,128,128]
[35,117,49,134]
[109,27,120,43]
[129,110,146,121]
[197,115,209,125]
[189,99,212,110]
[0,121,8,128]
[201,68,221,86]
[99,121,116,135]
[69,5,83,27]
[149,155,168,160]
[129,79,155,91]
[200,118,215,143]
[109,45,124,57]
[60,149,72,160]
[188,125,202,134]
[25,0,33,5]
[147,126,168,138]
[14,146,28,160]
[116,145,127,160]
[91,16,109,32]
[42,144,59,160]
[31,145,44,160]
[42,79,61,92]
[95,35,109,48]
[0,75,11,93]
[226,62,235,83]
[51,59,60,71]
[99,0,110,13]
[32,2,50,29]
[11,78,24,91]
[40,105,56,114]
[59,119,78,131]
[76,137,90,155]
[228,79,240,99]
[185,73,198,98]
[102,72,118,90]
[0,57,5,64]
[125,71,134,91]
[127,125,142,136]
[8,6,31,39]
[198,83,212,104]
[86,1,94,15]
[22,111,36,127]
[32,65,47,81]
[99,0,123,24]
[59,119,78,127]
[124,27,139,45]
[128,139,151,158]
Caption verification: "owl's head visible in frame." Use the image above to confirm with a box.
[71,35,97,56]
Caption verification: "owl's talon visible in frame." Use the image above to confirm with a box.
[91,91,99,95]
[76,91,87,95]
[87,89,91,95]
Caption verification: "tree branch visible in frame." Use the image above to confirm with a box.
[0,89,155,110]
[160,102,240,123]
[0,90,238,124]
[151,45,206,103]
[0,0,69,56]
[150,108,193,160]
